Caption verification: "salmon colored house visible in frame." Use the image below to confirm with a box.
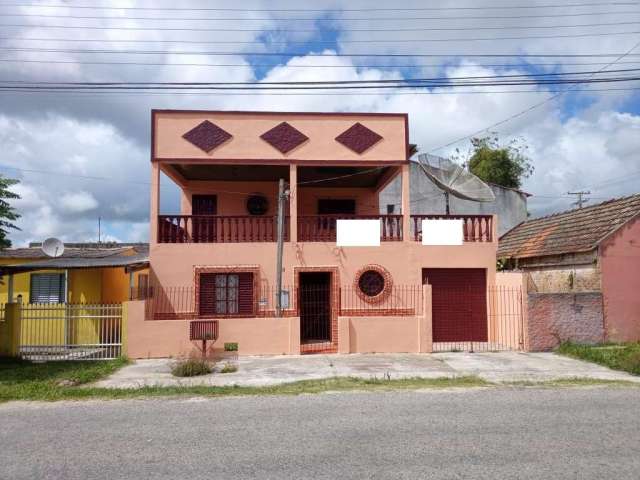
[126,110,500,358]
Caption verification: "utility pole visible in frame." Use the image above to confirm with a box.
[567,191,591,209]
[275,178,289,316]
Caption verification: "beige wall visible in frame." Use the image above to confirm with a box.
[153,111,407,162]
[149,241,497,290]
[125,300,300,358]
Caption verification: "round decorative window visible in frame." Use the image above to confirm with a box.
[354,264,392,304]
[358,270,385,297]
[246,195,268,216]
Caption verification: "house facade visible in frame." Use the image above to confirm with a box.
[498,194,640,346]
[130,110,500,358]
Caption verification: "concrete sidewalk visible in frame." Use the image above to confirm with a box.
[94,352,640,388]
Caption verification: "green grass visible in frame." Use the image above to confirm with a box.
[557,342,640,375]
[0,358,488,402]
[0,357,129,403]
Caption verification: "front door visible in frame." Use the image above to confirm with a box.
[192,195,217,242]
[299,272,332,353]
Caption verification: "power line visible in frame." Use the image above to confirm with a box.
[3,46,640,58]
[425,38,640,153]
[2,57,640,69]
[2,77,639,91]
[4,11,640,21]
[6,67,638,85]
[1,86,638,97]
[1,2,637,12]
[3,20,640,33]
[3,24,640,42]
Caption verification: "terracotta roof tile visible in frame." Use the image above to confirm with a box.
[497,194,640,259]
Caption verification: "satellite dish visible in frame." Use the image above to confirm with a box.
[417,153,495,214]
[42,237,65,258]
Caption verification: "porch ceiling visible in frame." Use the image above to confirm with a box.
[171,164,290,182]
[297,166,393,188]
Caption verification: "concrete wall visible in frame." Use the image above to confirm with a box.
[600,215,640,342]
[526,292,604,351]
[379,161,528,236]
[124,300,300,358]
[149,240,497,293]
[125,286,434,358]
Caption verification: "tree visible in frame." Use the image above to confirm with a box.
[454,135,533,189]
[0,175,20,248]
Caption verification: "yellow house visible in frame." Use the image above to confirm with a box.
[0,243,149,305]
[0,243,149,356]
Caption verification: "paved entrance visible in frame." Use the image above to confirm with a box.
[94,352,640,388]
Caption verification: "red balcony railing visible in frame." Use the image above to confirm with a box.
[297,215,403,242]
[411,214,493,243]
[157,215,289,243]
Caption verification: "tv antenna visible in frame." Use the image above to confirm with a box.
[416,153,495,214]
[41,237,65,258]
[567,191,591,209]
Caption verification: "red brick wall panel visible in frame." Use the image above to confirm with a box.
[527,292,604,351]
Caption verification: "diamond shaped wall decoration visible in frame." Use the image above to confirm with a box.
[335,122,383,154]
[182,120,232,153]
[260,122,309,154]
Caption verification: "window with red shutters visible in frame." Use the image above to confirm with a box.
[199,272,254,317]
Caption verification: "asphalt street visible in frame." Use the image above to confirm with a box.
[1,387,639,479]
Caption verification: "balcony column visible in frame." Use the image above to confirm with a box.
[289,163,297,242]
[401,163,411,242]
[150,161,160,244]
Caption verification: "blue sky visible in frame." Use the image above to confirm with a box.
[0,1,639,245]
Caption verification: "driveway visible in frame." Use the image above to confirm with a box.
[94,352,640,388]
[2,388,640,479]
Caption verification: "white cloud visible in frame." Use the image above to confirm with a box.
[60,191,99,213]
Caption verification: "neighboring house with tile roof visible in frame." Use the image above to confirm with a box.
[0,243,149,305]
[498,194,640,342]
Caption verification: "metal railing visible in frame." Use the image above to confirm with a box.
[158,215,289,243]
[138,284,297,320]
[297,214,403,242]
[19,303,123,361]
[411,214,493,243]
[339,285,423,316]
[139,283,424,320]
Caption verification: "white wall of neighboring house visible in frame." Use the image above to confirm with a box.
[379,160,529,236]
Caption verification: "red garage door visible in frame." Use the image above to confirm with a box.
[422,268,487,342]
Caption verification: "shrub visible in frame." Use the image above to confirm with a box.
[620,351,640,375]
[171,358,214,377]
[220,362,238,374]
[224,342,239,352]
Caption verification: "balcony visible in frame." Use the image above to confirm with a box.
[158,215,289,243]
[298,214,403,242]
[411,214,493,243]
[157,213,493,243]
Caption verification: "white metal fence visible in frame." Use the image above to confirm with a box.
[19,303,122,361]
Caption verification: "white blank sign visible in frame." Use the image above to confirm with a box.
[336,219,381,247]
[421,219,463,245]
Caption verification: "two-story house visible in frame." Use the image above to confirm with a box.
[125,110,499,358]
